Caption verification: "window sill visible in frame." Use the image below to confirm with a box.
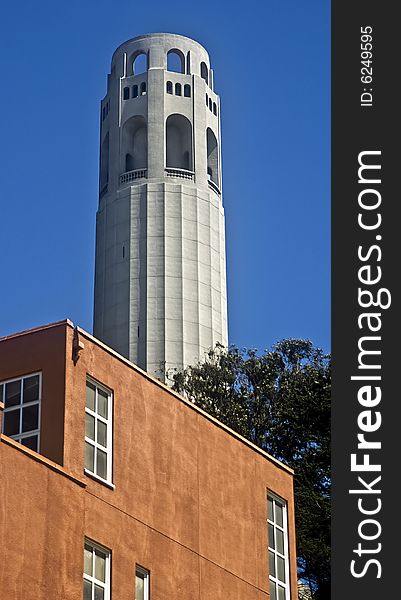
[84,469,115,490]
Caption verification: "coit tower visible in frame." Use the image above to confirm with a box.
[93,33,228,379]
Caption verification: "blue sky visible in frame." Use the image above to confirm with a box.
[0,0,330,353]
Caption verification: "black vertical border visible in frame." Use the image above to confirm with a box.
[332,2,398,598]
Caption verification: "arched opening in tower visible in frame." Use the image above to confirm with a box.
[132,52,148,75]
[167,49,185,74]
[121,116,148,173]
[206,128,219,186]
[166,114,193,171]
[200,62,209,85]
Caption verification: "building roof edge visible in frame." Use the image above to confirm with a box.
[0,319,74,342]
[75,324,294,476]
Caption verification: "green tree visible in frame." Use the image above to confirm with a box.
[169,339,330,600]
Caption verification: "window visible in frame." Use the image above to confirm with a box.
[268,494,290,600]
[140,82,147,95]
[213,102,217,115]
[135,566,149,600]
[85,378,113,483]
[184,84,191,97]
[175,82,182,96]
[166,81,173,94]
[123,86,130,100]
[84,540,110,600]
[1,373,41,452]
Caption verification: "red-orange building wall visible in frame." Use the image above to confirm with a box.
[0,320,297,599]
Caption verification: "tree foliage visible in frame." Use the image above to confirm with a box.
[169,339,330,599]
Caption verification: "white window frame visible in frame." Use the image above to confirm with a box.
[84,376,113,485]
[135,565,150,600]
[83,539,111,600]
[0,372,42,452]
[267,493,291,600]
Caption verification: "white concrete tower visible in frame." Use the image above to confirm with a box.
[93,33,228,378]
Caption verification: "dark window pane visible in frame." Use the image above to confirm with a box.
[268,497,274,521]
[96,449,107,479]
[277,585,286,600]
[269,550,276,578]
[275,502,284,527]
[97,389,108,419]
[268,523,275,549]
[23,375,40,403]
[270,581,277,600]
[136,573,145,600]
[86,382,96,411]
[21,435,38,451]
[22,404,39,432]
[0,384,3,402]
[277,556,286,583]
[95,549,106,582]
[85,442,95,471]
[84,545,93,576]
[5,380,21,407]
[94,584,104,600]
[85,413,95,440]
[83,579,92,600]
[97,421,107,447]
[276,529,284,555]
[4,408,20,436]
